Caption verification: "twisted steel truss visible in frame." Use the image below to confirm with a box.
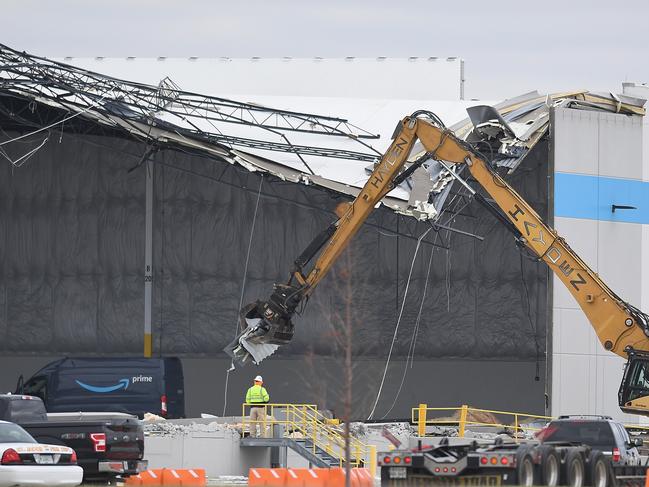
[0,44,381,170]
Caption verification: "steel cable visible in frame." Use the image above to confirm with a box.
[366,226,432,420]
[222,175,264,416]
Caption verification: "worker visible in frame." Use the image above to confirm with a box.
[246,375,270,437]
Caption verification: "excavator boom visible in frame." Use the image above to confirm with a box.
[225,115,426,365]
[225,112,649,417]
[413,120,649,358]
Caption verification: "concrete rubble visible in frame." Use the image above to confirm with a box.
[207,476,247,486]
[143,421,236,437]
[142,415,242,437]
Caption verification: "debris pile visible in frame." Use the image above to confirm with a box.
[142,419,237,437]
[443,409,500,425]
[208,475,247,485]
[425,425,460,437]
[349,422,414,439]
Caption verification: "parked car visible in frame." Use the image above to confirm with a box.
[537,415,643,466]
[0,420,82,487]
[16,357,185,418]
[0,394,145,484]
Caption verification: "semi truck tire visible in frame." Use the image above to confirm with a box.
[586,451,610,487]
[516,446,537,487]
[563,449,586,487]
[538,445,561,486]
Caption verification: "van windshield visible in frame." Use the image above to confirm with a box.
[0,423,37,444]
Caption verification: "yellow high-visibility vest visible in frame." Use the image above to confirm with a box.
[246,384,269,404]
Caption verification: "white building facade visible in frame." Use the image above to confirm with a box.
[550,101,647,422]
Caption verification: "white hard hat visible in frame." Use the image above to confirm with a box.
[254,375,263,382]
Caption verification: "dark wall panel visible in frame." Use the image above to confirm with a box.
[0,356,546,418]
[0,126,549,416]
[0,133,146,353]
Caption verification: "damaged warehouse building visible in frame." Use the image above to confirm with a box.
[0,44,647,423]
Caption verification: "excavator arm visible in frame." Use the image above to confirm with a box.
[225,112,649,416]
[414,119,649,357]
[225,114,428,366]
[411,118,649,415]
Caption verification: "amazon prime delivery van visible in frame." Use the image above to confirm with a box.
[16,357,185,418]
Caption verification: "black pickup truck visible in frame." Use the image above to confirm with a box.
[0,394,146,483]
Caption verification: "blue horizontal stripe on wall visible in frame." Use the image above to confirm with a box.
[554,172,649,224]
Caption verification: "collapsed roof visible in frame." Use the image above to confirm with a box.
[0,44,645,221]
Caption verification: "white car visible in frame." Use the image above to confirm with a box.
[0,421,82,487]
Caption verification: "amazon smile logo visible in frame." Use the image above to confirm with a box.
[75,378,130,393]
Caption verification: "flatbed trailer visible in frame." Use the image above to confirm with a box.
[379,440,648,487]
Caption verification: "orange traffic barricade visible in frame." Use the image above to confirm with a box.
[305,468,330,487]
[327,467,342,486]
[351,469,362,487]
[182,469,206,486]
[285,468,334,487]
[161,468,207,486]
[124,473,143,486]
[126,468,206,487]
[284,468,304,487]
[125,469,163,486]
[327,467,357,487]
[248,468,288,487]
[249,467,372,487]
[353,468,373,487]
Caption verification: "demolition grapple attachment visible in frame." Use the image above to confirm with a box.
[224,284,300,366]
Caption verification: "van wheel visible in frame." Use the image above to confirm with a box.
[586,451,610,487]
[538,445,560,486]
[562,450,586,487]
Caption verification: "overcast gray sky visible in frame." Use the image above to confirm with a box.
[5,0,649,100]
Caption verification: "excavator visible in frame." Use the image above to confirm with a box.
[225,110,649,417]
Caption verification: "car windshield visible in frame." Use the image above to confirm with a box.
[0,423,37,443]
[540,421,615,447]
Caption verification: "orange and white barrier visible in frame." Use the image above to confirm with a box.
[125,469,162,486]
[248,467,287,487]
[125,468,206,486]
[353,467,374,487]
[161,468,206,486]
[248,467,372,487]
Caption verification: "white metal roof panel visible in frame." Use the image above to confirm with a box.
[56,57,465,100]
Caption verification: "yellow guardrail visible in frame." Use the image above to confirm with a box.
[242,403,376,477]
[412,404,554,440]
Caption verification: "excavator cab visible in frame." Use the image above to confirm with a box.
[619,350,649,414]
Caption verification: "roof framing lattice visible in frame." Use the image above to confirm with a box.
[0,43,382,175]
